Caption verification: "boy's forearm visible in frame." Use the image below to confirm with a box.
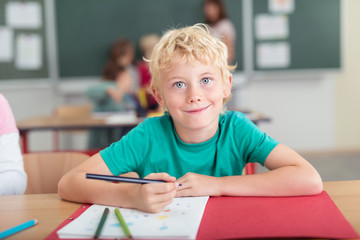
[218,165,323,197]
[58,171,138,208]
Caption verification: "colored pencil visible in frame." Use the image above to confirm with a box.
[86,173,165,184]
[93,207,109,239]
[0,219,38,239]
[114,208,133,239]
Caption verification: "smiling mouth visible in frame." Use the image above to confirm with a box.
[185,105,210,113]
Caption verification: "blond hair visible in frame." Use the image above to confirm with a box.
[147,23,236,103]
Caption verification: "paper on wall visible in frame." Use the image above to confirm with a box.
[5,1,42,29]
[255,14,289,40]
[256,42,290,69]
[15,34,42,70]
[269,0,294,14]
[0,27,13,62]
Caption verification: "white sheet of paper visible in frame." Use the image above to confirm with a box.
[92,111,138,124]
[5,1,42,29]
[255,14,289,40]
[269,0,294,14]
[0,27,13,62]
[57,196,209,239]
[15,34,42,70]
[256,42,290,68]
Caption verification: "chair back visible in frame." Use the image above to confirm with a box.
[54,104,92,117]
[23,152,89,194]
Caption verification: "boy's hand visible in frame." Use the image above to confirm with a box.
[132,173,178,213]
[176,172,222,197]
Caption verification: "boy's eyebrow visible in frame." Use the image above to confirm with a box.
[167,72,216,81]
[166,75,187,82]
[199,71,216,77]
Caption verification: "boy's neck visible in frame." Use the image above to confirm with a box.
[174,123,219,144]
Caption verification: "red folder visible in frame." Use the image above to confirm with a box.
[46,191,359,239]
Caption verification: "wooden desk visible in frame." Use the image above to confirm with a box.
[0,180,359,240]
[17,115,145,153]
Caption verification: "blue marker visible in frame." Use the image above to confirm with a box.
[0,219,38,239]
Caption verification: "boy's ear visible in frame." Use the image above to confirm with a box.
[152,88,165,107]
[223,74,233,98]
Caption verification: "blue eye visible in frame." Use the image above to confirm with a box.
[174,82,185,88]
[201,78,211,84]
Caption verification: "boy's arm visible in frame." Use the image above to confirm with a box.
[58,153,178,213]
[176,144,323,197]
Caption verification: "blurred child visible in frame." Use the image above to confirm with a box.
[59,24,322,213]
[86,38,139,149]
[137,34,160,112]
[204,0,236,63]
[0,94,27,195]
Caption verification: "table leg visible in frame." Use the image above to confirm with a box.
[20,131,29,153]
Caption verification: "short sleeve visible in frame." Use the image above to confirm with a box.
[100,122,148,175]
[235,115,279,166]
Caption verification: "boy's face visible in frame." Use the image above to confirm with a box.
[154,58,232,139]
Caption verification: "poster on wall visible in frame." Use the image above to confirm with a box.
[5,1,42,29]
[255,14,289,40]
[15,33,42,70]
[269,0,295,14]
[256,42,290,68]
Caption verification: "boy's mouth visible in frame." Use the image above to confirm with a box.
[184,105,210,113]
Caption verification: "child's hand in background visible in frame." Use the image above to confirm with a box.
[106,87,123,103]
[132,172,178,213]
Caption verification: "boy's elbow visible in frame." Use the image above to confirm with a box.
[305,171,323,195]
[57,175,68,200]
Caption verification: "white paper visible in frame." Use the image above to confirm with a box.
[5,1,42,29]
[257,42,290,68]
[269,0,295,14]
[15,34,42,70]
[57,196,209,239]
[255,14,289,40]
[92,111,138,124]
[0,27,13,62]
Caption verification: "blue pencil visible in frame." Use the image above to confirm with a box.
[0,219,38,239]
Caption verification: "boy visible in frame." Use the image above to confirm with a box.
[58,24,322,213]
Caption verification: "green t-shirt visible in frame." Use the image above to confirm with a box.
[100,111,279,179]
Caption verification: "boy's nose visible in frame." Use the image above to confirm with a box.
[186,85,202,103]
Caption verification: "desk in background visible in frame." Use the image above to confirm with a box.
[0,180,359,240]
[17,110,270,154]
[16,114,145,153]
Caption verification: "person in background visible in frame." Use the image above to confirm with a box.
[0,94,27,195]
[137,34,161,113]
[204,0,236,64]
[86,38,139,149]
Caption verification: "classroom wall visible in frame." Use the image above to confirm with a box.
[1,82,55,151]
[237,73,335,151]
[335,0,360,149]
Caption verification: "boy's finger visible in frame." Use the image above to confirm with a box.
[145,172,176,182]
[148,198,174,213]
[175,188,192,197]
[151,182,178,194]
